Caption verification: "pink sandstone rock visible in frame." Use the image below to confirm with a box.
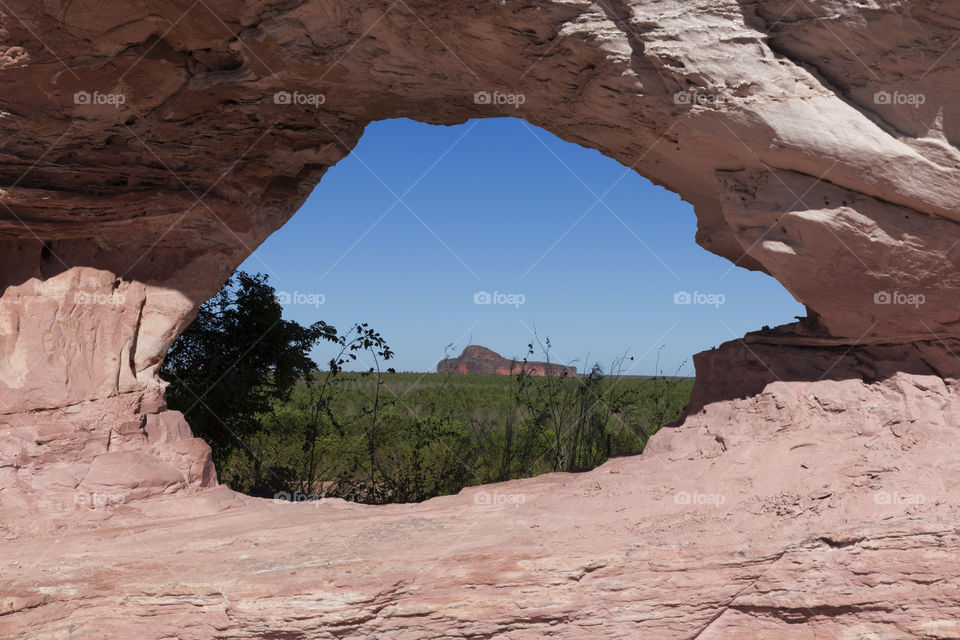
[2,0,960,636]
[6,339,960,637]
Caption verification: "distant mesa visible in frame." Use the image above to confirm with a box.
[437,345,577,377]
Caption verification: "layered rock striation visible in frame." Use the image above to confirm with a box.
[7,338,960,637]
[3,0,960,636]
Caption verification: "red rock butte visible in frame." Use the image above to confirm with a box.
[4,0,960,637]
[437,345,577,377]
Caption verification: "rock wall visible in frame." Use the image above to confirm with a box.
[3,0,960,487]
[6,337,960,638]
[3,0,960,636]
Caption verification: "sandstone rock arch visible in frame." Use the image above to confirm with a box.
[5,0,960,637]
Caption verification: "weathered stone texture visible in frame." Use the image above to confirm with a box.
[4,0,960,636]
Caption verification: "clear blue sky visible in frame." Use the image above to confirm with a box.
[238,117,803,376]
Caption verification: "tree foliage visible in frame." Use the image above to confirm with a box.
[160,271,336,474]
[160,271,692,503]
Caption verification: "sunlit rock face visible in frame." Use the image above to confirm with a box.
[4,0,960,636]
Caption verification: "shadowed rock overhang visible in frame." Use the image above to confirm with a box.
[4,0,960,637]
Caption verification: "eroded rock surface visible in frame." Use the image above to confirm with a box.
[2,0,960,636]
[6,338,960,638]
